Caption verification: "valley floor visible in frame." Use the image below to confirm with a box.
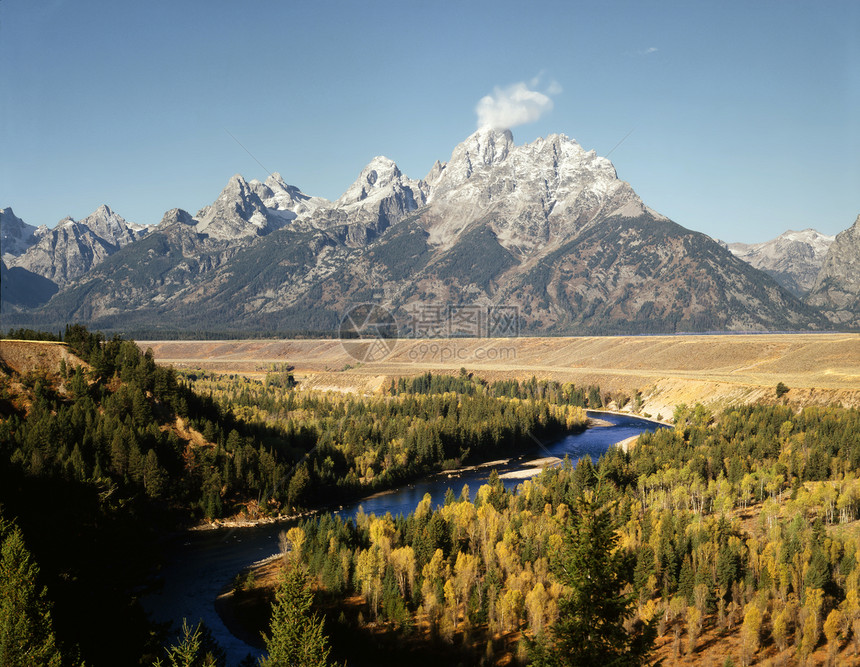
[139,333,860,418]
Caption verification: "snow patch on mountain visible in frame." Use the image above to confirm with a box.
[728,228,835,295]
[423,128,642,253]
[6,205,147,285]
[1,208,41,260]
[248,172,328,218]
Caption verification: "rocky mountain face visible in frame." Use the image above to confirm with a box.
[728,229,835,296]
[422,129,647,256]
[247,172,328,218]
[1,130,837,335]
[805,215,860,326]
[292,156,427,247]
[5,205,148,288]
[195,174,287,240]
[1,207,43,260]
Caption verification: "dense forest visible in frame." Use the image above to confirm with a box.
[0,327,596,665]
[4,326,858,665]
[177,368,593,515]
[0,326,284,664]
[284,403,860,665]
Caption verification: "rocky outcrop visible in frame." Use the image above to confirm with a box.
[806,215,860,325]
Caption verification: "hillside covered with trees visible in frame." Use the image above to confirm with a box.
[272,402,860,666]
[0,328,594,665]
[3,326,859,665]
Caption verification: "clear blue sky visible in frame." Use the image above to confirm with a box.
[2,0,858,243]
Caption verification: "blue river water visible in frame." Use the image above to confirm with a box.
[332,411,661,518]
[143,411,666,665]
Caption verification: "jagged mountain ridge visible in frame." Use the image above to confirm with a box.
[422,129,650,256]
[1,207,43,260]
[0,129,840,334]
[4,205,148,289]
[727,228,835,296]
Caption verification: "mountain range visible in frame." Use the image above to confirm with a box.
[725,229,835,296]
[1,129,857,335]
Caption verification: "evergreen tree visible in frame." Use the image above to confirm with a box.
[530,484,655,667]
[154,618,226,667]
[287,464,310,510]
[0,514,63,667]
[260,565,331,667]
[144,449,167,499]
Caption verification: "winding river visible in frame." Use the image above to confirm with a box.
[142,412,666,664]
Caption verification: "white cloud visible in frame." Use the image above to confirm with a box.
[642,47,658,55]
[475,80,559,130]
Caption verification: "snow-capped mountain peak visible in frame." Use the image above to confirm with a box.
[447,128,513,178]
[424,129,642,252]
[728,227,836,295]
[0,207,40,260]
[78,205,148,247]
[194,174,273,239]
[244,172,329,222]
[336,156,408,208]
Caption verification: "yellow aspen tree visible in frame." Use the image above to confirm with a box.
[799,587,824,662]
[845,586,860,656]
[414,493,432,521]
[390,545,416,598]
[420,577,441,632]
[282,526,306,564]
[368,516,394,559]
[525,582,548,635]
[443,578,458,633]
[355,546,384,618]
[823,608,844,664]
[852,617,860,656]
[420,548,448,633]
[453,551,479,626]
[495,540,521,579]
[497,588,524,633]
[686,605,702,655]
[740,602,762,666]
[772,602,792,653]
[476,504,501,569]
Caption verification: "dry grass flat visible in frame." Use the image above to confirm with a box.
[138,333,860,415]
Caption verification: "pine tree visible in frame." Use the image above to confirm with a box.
[260,565,331,667]
[143,449,167,499]
[287,464,310,510]
[0,515,63,667]
[530,484,655,667]
[154,618,226,667]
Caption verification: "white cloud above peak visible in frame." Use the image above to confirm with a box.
[475,79,561,130]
